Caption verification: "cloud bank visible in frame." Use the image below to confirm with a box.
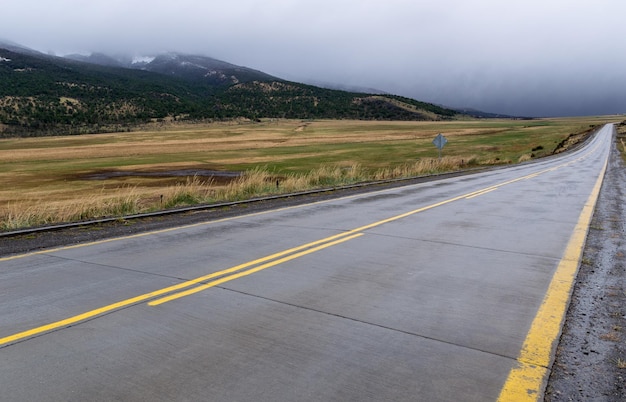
[3,0,626,116]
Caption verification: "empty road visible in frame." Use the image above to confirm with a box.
[0,124,614,401]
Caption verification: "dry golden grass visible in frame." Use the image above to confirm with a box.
[0,117,621,230]
[0,156,473,230]
[2,188,141,230]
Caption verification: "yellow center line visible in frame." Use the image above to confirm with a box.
[149,233,364,306]
[466,187,498,199]
[0,148,600,347]
[0,230,361,347]
[151,166,564,305]
[524,172,541,180]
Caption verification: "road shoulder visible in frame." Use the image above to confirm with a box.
[545,140,626,400]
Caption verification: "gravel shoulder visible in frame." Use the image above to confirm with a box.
[545,138,626,400]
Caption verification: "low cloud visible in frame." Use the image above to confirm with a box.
[3,0,626,116]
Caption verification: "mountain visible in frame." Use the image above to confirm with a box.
[299,78,388,95]
[65,52,277,87]
[0,41,463,136]
[138,53,277,86]
[0,39,43,56]
[64,52,126,68]
[452,107,531,120]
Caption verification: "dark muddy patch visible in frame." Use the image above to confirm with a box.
[81,169,242,184]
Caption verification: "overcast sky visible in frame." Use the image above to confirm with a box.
[3,0,626,117]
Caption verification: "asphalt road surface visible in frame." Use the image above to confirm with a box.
[0,124,614,401]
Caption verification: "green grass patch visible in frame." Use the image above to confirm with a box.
[0,117,620,229]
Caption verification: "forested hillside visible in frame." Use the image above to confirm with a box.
[0,46,461,137]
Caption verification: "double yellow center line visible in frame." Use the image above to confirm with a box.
[149,231,364,306]
[0,155,589,348]
[151,167,562,308]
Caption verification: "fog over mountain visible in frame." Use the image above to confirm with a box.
[3,0,626,117]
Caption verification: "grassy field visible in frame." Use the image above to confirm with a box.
[0,116,621,230]
[617,121,626,161]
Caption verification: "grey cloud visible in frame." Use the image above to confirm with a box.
[3,0,626,117]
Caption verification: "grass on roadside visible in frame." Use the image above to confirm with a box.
[0,117,620,230]
[617,121,626,162]
[0,156,473,230]
[2,188,141,230]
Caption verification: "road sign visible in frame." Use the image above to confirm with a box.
[432,133,447,149]
[432,133,447,159]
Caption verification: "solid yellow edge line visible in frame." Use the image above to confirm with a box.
[497,157,608,401]
[149,233,364,306]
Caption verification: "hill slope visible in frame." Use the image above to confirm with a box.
[65,52,278,87]
[0,44,462,136]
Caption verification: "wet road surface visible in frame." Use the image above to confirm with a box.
[545,127,626,401]
[0,124,614,401]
